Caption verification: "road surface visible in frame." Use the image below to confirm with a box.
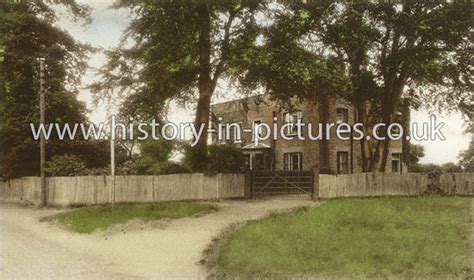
[0,197,318,279]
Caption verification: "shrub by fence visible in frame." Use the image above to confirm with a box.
[0,173,245,206]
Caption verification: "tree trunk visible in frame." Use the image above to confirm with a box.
[401,100,411,168]
[379,87,403,172]
[319,94,330,173]
[355,100,372,172]
[193,3,213,149]
[379,111,392,172]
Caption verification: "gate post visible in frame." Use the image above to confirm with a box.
[312,165,320,201]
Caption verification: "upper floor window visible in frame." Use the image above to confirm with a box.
[336,107,349,124]
[283,111,302,136]
[252,119,263,139]
[390,125,401,138]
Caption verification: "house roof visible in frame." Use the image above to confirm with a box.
[241,142,271,150]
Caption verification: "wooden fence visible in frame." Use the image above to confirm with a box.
[319,172,474,199]
[0,173,245,206]
[0,172,472,206]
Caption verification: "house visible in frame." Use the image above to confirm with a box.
[210,94,407,174]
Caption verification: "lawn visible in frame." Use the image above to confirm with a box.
[218,196,471,278]
[57,201,216,234]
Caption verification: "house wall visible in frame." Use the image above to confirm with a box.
[211,94,406,173]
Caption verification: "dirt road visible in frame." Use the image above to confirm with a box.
[0,197,318,279]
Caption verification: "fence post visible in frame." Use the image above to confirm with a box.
[312,165,320,201]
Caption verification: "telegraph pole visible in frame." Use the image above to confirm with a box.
[110,134,116,206]
[38,58,47,206]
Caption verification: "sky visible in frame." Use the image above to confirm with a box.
[55,1,471,165]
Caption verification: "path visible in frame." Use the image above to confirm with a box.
[0,197,319,279]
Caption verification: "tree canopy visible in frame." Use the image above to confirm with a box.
[92,1,269,148]
[239,1,472,171]
[0,0,101,178]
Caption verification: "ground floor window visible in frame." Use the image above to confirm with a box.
[284,152,302,171]
[337,151,349,174]
[391,153,402,173]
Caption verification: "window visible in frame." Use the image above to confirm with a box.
[284,152,302,171]
[337,151,349,174]
[252,119,263,139]
[390,126,401,137]
[336,108,351,138]
[336,108,349,124]
[391,153,402,173]
[283,111,302,136]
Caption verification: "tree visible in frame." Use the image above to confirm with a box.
[440,162,463,173]
[92,1,266,149]
[459,140,474,172]
[458,114,474,172]
[245,1,472,172]
[371,2,472,171]
[130,138,173,175]
[405,143,425,172]
[0,0,93,178]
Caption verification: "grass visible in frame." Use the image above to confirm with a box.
[57,201,216,234]
[218,196,471,278]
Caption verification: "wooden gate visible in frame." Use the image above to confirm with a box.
[250,170,314,197]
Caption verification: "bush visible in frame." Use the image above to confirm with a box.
[44,154,88,176]
[182,145,208,172]
[128,138,177,175]
[183,145,246,174]
[130,159,190,175]
[207,145,246,173]
[152,162,190,175]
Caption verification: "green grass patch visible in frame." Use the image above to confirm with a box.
[57,201,216,234]
[218,196,471,278]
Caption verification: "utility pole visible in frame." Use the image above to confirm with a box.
[38,58,47,206]
[110,134,116,206]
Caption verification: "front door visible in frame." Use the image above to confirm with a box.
[254,153,265,170]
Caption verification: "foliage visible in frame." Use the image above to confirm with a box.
[129,138,176,175]
[207,145,246,173]
[218,197,470,278]
[183,145,209,172]
[458,113,474,172]
[240,1,472,172]
[92,1,267,148]
[57,201,216,234]
[458,139,474,172]
[409,163,441,174]
[440,162,463,173]
[405,144,425,171]
[44,154,88,176]
[0,0,91,178]
[152,162,190,175]
[183,145,246,174]
[410,162,463,173]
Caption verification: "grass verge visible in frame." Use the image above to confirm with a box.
[218,196,471,278]
[57,201,216,234]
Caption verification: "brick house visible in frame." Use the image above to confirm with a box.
[210,94,407,174]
